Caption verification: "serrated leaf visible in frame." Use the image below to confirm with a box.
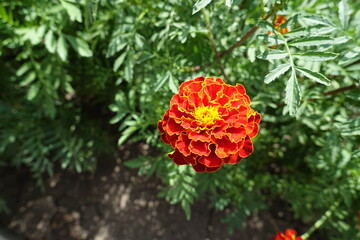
[264,63,291,84]
[333,36,349,45]
[124,157,146,169]
[295,66,331,85]
[292,52,338,62]
[258,34,285,45]
[44,30,57,53]
[181,200,191,220]
[285,25,336,38]
[64,35,93,57]
[57,35,68,61]
[20,72,36,86]
[338,0,349,30]
[225,0,233,7]
[168,73,179,94]
[118,125,138,145]
[302,15,335,27]
[339,47,360,65]
[338,118,360,136]
[192,0,212,14]
[113,52,127,71]
[258,50,288,60]
[288,36,334,47]
[27,83,40,100]
[124,59,134,83]
[285,69,301,116]
[16,63,31,76]
[154,73,170,92]
[60,0,82,22]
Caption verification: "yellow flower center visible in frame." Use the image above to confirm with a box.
[194,106,220,125]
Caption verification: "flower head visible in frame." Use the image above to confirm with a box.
[273,229,304,240]
[158,77,261,173]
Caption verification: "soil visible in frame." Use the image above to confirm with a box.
[0,143,315,240]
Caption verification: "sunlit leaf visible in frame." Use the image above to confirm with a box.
[192,0,212,14]
[295,66,331,85]
[264,63,291,84]
[293,52,338,62]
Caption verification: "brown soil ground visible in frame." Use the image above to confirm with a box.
[0,143,316,240]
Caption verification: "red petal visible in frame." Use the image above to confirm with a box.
[285,229,297,237]
[238,136,253,158]
[188,92,202,107]
[189,131,211,142]
[175,134,191,156]
[212,125,227,139]
[223,85,238,100]
[168,150,188,165]
[223,154,242,164]
[166,117,185,135]
[235,84,246,95]
[189,140,210,156]
[204,83,223,102]
[215,137,238,158]
[205,166,221,172]
[192,162,206,172]
[248,124,259,138]
[198,151,223,167]
[227,127,246,142]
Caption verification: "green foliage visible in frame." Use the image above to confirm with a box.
[0,0,359,239]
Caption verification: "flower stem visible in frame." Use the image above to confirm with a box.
[301,201,339,239]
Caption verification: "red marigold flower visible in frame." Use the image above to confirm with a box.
[158,77,261,173]
[272,229,304,240]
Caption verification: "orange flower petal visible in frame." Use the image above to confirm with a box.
[215,138,238,158]
[199,151,223,167]
[189,140,211,156]
[223,154,242,164]
[238,136,253,158]
[227,126,246,143]
[176,134,191,156]
[189,130,211,142]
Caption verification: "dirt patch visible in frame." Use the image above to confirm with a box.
[0,143,317,240]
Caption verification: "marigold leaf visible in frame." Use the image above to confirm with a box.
[264,63,291,84]
[288,36,334,47]
[124,157,147,169]
[113,52,127,72]
[64,35,93,57]
[302,15,335,27]
[225,0,233,7]
[293,52,338,62]
[284,25,336,39]
[295,66,331,86]
[44,30,57,53]
[60,0,82,22]
[258,50,288,60]
[258,34,285,45]
[181,200,191,220]
[168,73,179,94]
[285,69,301,116]
[57,35,68,61]
[338,0,350,30]
[154,72,170,92]
[192,0,212,15]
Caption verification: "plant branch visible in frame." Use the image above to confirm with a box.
[202,8,229,82]
[323,84,357,96]
[301,201,339,239]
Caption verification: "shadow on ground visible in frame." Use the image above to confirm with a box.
[0,143,309,240]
